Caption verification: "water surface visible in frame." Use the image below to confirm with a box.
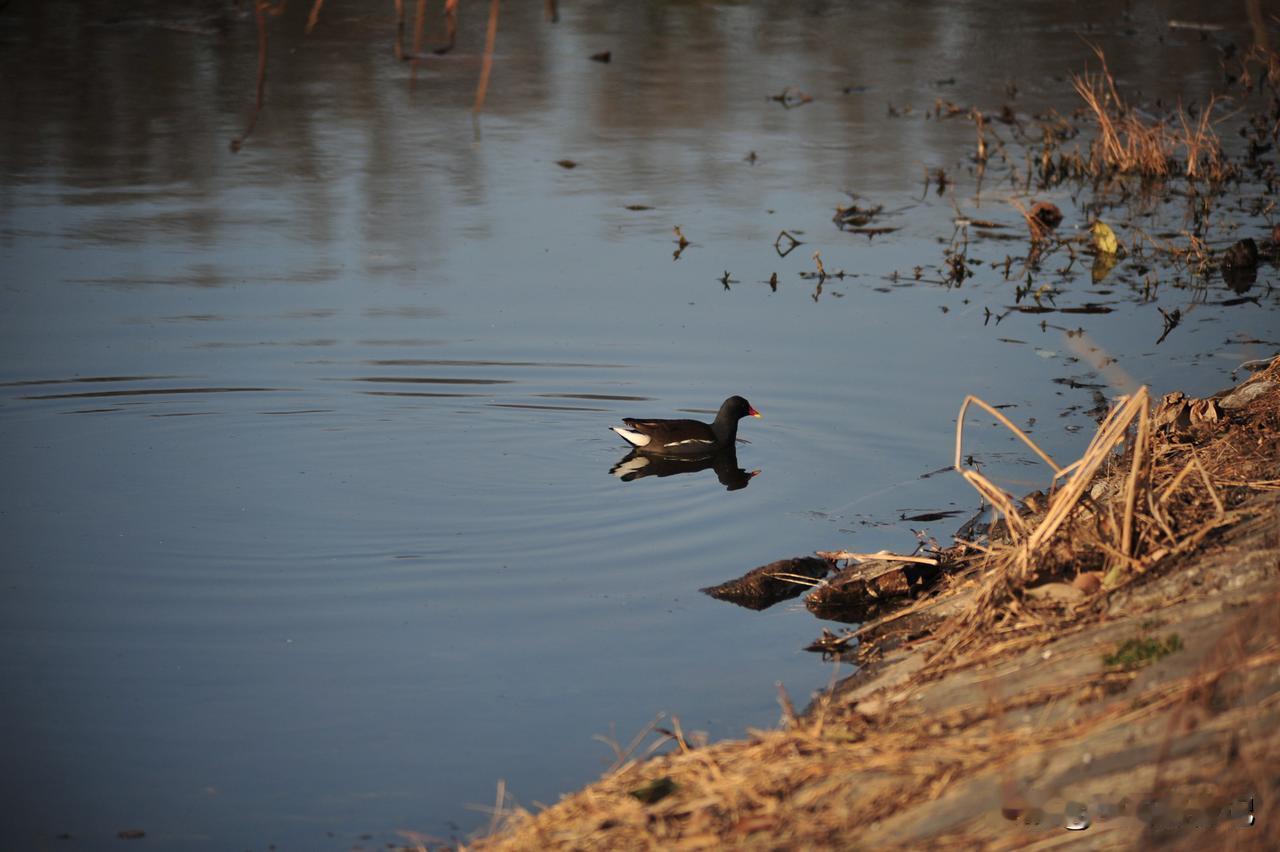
[2,1,1276,848]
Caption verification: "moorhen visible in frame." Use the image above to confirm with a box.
[610,396,761,456]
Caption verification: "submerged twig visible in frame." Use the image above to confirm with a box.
[816,551,939,566]
[305,0,325,34]
[473,0,501,113]
[230,0,287,152]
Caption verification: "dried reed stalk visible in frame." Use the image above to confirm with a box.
[972,108,987,163]
[413,0,428,56]
[473,0,500,112]
[953,394,1064,541]
[305,0,325,34]
[393,0,406,60]
[1024,389,1149,574]
[1071,44,1230,180]
[1118,389,1150,564]
[765,572,827,587]
[815,551,938,566]
[1176,96,1229,181]
[939,389,1153,656]
[443,0,459,53]
[231,0,287,152]
[1007,198,1044,242]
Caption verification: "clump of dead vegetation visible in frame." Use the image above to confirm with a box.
[1071,45,1233,182]
[803,355,1279,668]
[932,363,1274,661]
[953,39,1275,196]
[902,37,1280,318]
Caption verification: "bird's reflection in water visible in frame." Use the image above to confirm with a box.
[1222,264,1257,295]
[610,446,759,491]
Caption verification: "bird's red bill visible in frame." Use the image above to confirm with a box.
[749,406,762,418]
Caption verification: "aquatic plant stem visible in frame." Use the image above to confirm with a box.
[474,0,500,113]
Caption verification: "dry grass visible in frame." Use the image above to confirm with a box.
[935,357,1280,662]
[938,386,1161,657]
[1238,42,1280,96]
[1071,45,1231,181]
[470,604,1278,850]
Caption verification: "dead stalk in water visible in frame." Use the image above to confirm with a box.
[487,779,507,837]
[776,683,799,727]
[393,0,405,59]
[305,0,326,33]
[474,0,500,112]
[972,108,987,163]
[442,0,459,53]
[413,0,428,56]
[816,551,939,566]
[766,572,827,587]
[230,0,286,152]
[593,714,666,774]
[1007,197,1050,243]
[953,395,1063,539]
[955,396,1063,476]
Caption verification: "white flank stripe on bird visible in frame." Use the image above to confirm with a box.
[611,426,651,447]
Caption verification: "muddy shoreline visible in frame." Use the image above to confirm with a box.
[470,359,1279,850]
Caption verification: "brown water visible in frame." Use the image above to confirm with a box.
[2,1,1276,848]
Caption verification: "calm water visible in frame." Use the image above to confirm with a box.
[2,1,1276,848]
